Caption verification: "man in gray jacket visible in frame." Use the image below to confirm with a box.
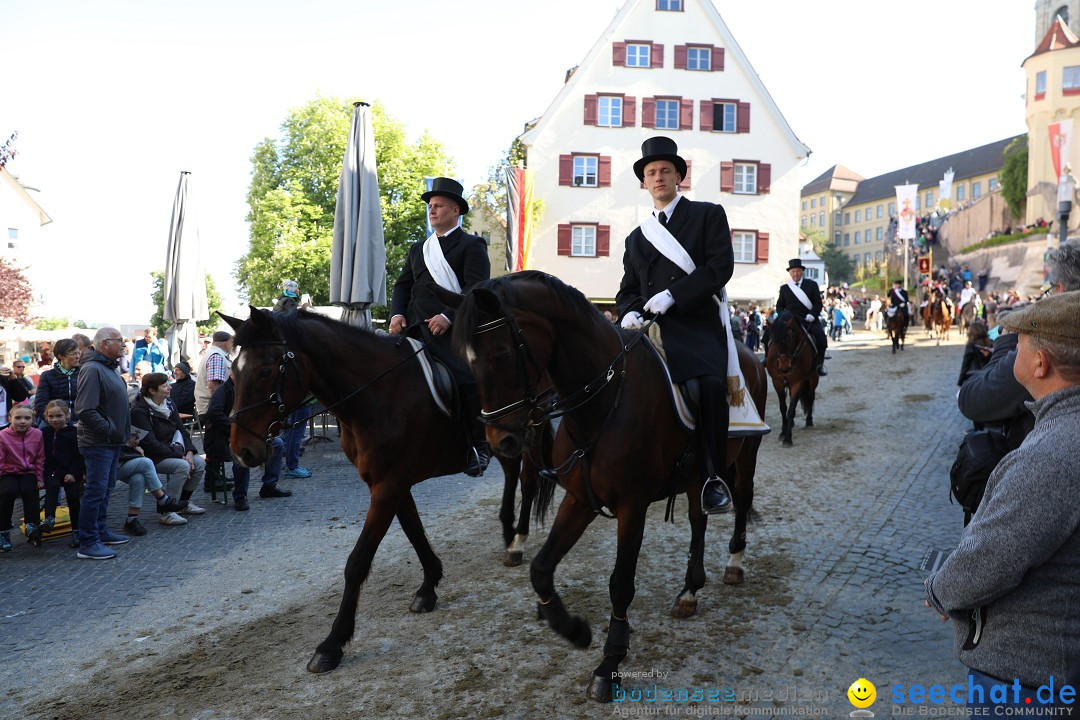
[926,290,1080,710]
[75,327,133,559]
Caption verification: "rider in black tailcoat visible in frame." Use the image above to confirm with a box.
[888,279,911,327]
[774,258,828,376]
[615,136,735,515]
[389,177,491,476]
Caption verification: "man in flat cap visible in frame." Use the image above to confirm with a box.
[389,177,492,476]
[615,137,734,514]
[925,290,1080,710]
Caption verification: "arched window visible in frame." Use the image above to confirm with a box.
[1056,5,1069,25]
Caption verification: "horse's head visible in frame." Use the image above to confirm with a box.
[222,307,312,468]
[766,310,808,375]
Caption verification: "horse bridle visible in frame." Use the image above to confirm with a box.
[229,341,304,446]
[772,319,812,377]
[471,314,557,431]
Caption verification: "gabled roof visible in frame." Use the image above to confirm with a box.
[845,135,1025,206]
[0,168,51,226]
[801,164,864,196]
[520,0,810,159]
[1026,16,1080,63]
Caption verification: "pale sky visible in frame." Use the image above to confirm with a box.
[1,0,1032,325]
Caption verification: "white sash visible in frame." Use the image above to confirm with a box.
[638,215,768,435]
[422,232,461,293]
[786,281,813,311]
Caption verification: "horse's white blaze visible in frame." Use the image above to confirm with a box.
[464,343,477,365]
[508,533,527,554]
[727,550,745,570]
[234,349,247,372]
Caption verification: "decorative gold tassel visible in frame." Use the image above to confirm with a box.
[727,375,745,407]
[647,323,667,364]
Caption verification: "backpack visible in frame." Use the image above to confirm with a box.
[949,428,1011,525]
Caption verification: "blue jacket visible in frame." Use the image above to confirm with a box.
[34,365,80,423]
[132,338,169,373]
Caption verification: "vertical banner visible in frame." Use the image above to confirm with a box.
[1050,120,1073,181]
[938,167,954,211]
[895,184,918,240]
[505,167,535,272]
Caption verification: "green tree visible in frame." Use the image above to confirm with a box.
[237,97,455,312]
[1000,137,1028,218]
[801,225,853,283]
[150,271,223,337]
[35,317,70,331]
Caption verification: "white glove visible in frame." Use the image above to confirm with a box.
[804,313,814,322]
[620,311,644,330]
[643,290,675,316]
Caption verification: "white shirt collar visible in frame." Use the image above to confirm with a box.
[652,194,682,221]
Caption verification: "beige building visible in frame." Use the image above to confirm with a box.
[799,165,863,249]
[519,0,810,306]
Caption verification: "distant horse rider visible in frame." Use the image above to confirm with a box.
[888,279,911,327]
[774,258,827,376]
[389,177,491,477]
[957,280,977,322]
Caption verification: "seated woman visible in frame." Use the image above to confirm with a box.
[170,361,197,417]
[130,373,206,517]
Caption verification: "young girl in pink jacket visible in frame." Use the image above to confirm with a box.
[0,404,45,551]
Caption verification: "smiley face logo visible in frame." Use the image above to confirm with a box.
[847,678,876,709]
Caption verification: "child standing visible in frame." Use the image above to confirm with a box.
[41,400,84,548]
[0,405,46,551]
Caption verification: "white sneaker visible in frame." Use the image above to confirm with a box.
[181,502,206,515]
[159,511,188,526]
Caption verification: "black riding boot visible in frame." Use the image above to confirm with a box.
[698,376,732,515]
[461,386,490,478]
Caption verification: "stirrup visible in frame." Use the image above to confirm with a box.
[464,445,490,477]
[701,477,733,515]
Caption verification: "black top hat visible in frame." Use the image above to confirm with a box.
[786,258,805,271]
[633,136,688,182]
[421,177,469,215]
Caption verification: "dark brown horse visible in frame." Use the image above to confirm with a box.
[885,306,907,353]
[222,307,543,673]
[764,310,818,447]
[442,271,766,703]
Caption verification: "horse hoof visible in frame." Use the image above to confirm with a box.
[307,650,342,673]
[723,566,745,585]
[782,438,793,447]
[587,674,614,703]
[570,616,593,649]
[503,550,523,567]
[805,419,813,427]
[670,596,698,619]
[409,593,438,614]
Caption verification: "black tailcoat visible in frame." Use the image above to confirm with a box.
[615,198,734,383]
[775,278,823,319]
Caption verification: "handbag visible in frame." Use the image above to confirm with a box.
[949,428,1010,524]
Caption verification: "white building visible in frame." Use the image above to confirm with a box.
[519,0,810,307]
[0,167,51,270]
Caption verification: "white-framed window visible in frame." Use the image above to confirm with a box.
[801,215,807,226]
[732,231,756,263]
[1064,65,1080,91]
[1036,70,1047,96]
[854,209,861,222]
[864,252,871,265]
[6,228,16,240]
[956,184,966,202]
[627,44,651,67]
[989,177,998,190]
[573,156,598,187]
[810,198,816,209]
[713,102,736,132]
[876,227,883,241]
[926,190,933,207]
[687,47,711,70]
[598,96,623,127]
[835,211,842,224]
[875,251,883,263]
[915,195,921,211]
[810,215,816,227]
[733,163,757,194]
[655,99,679,129]
[854,231,861,244]
[888,202,896,216]
[571,225,597,257]
[802,200,807,211]
[876,204,883,219]
[844,212,850,224]
[820,194,826,207]
[657,0,682,10]
[819,212,824,226]
[834,232,841,245]
[843,233,850,246]
[972,181,982,199]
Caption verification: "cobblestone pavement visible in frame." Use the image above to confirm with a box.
[0,328,978,718]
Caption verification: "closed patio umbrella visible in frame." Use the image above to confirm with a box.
[163,171,209,367]
[330,101,386,329]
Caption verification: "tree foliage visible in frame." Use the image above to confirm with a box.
[149,271,223,337]
[236,97,455,310]
[801,225,853,283]
[1000,138,1028,219]
[0,257,34,324]
[35,317,69,331]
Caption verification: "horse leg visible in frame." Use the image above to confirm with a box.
[783,384,799,445]
[802,383,815,427]
[531,493,595,650]
[587,504,648,703]
[495,455,527,566]
[395,492,444,614]
[725,437,759,585]
[507,456,537,568]
[775,387,792,446]
[308,489,399,673]
[671,478,708,619]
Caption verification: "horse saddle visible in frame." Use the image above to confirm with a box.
[886,307,898,318]
[406,337,454,417]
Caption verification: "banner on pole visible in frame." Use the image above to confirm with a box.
[505,167,535,272]
[938,167,954,210]
[895,184,918,240]
[1050,120,1073,181]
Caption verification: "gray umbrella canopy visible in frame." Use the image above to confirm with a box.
[163,171,209,367]
[330,102,386,329]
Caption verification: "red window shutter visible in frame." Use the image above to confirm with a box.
[598,156,612,187]
[678,160,692,190]
[680,98,693,129]
[597,225,611,257]
[584,94,598,125]
[652,43,664,68]
[557,224,571,256]
[612,42,627,67]
[756,231,770,263]
[623,96,636,127]
[720,161,735,192]
[715,47,725,71]
[737,101,750,133]
[674,44,687,70]
[699,100,713,132]
[641,97,656,129]
[757,163,772,195]
[559,154,573,186]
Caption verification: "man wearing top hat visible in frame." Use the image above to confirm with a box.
[389,177,492,477]
[888,278,911,328]
[615,136,735,515]
[774,258,828,376]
